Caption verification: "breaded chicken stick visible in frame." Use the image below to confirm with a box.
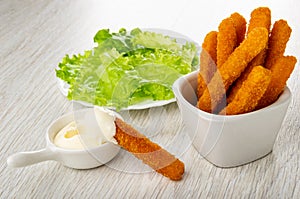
[230,12,247,45]
[114,118,184,181]
[219,66,271,115]
[256,56,297,109]
[197,31,218,98]
[227,7,271,104]
[247,7,271,67]
[198,13,246,99]
[217,17,237,68]
[264,20,292,69]
[247,7,271,33]
[197,27,269,113]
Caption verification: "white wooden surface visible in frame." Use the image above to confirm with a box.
[1,0,299,198]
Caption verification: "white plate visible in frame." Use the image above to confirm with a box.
[56,28,200,111]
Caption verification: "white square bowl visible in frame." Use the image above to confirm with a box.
[172,71,291,167]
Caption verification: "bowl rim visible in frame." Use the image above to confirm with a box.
[172,70,292,120]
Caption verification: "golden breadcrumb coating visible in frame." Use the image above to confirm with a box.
[256,56,297,109]
[227,7,271,104]
[114,118,185,181]
[230,12,247,45]
[217,17,237,68]
[247,7,271,33]
[265,20,292,69]
[198,31,218,98]
[197,27,269,113]
[220,66,271,115]
[247,7,271,67]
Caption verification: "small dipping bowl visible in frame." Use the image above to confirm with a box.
[7,108,120,169]
[173,71,292,167]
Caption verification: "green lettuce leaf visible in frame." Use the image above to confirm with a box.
[56,50,91,85]
[56,28,199,110]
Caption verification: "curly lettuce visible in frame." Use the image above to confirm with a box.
[56,28,199,110]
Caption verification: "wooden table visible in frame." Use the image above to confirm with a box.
[1,0,299,198]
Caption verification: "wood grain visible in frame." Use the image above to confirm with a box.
[1,0,299,198]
